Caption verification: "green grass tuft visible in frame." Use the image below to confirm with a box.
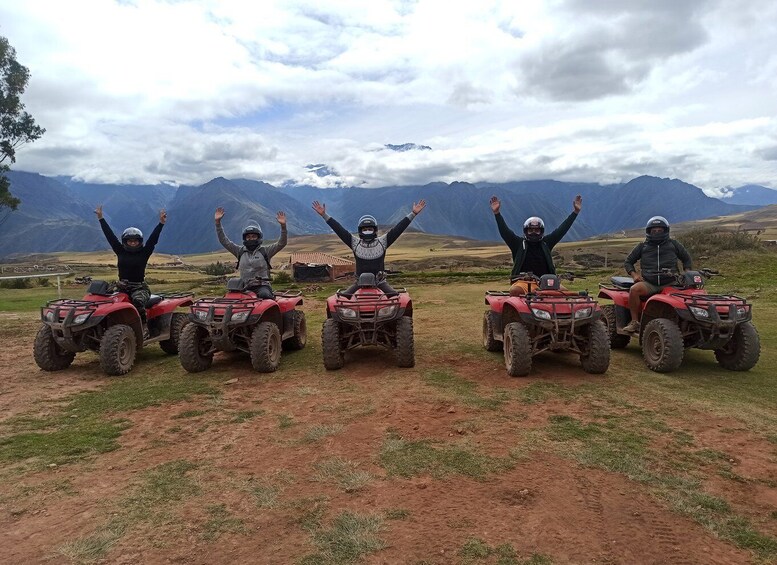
[379,433,513,480]
[312,457,372,493]
[423,369,508,410]
[299,511,385,565]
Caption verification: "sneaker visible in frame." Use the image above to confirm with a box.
[142,325,150,340]
[623,320,640,334]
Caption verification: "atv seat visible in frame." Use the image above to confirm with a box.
[145,295,163,308]
[611,276,635,289]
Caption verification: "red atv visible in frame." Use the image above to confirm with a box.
[179,278,306,373]
[34,280,193,376]
[598,269,760,373]
[483,273,610,377]
[322,273,414,370]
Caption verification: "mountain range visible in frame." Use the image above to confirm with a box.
[0,171,767,257]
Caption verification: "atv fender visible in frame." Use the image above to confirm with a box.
[148,296,194,317]
[252,302,282,331]
[102,304,144,345]
[597,287,629,308]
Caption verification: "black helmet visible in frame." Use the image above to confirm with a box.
[645,216,670,244]
[242,224,263,251]
[121,227,143,252]
[523,216,545,242]
[357,215,378,241]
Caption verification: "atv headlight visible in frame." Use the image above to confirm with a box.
[377,305,397,319]
[574,307,592,319]
[194,310,208,321]
[736,306,748,319]
[689,306,710,319]
[73,313,91,325]
[531,308,552,320]
[338,307,357,320]
[230,311,249,323]
[44,310,55,322]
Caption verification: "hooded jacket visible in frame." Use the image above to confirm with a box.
[494,211,578,278]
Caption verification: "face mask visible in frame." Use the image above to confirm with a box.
[244,239,261,251]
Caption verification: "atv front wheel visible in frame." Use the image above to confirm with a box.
[483,311,502,352]
[642,318,684,373]
[283,310,307,351]
[33,325,76,371]
[179,323,213,373]
[100,324,137,376]
[160,312,188,355]
[504,322,532,377]
[602,305,630,349]
[322,319,345,370]
[250,322,282,372]
[580,320,610,374]
[395,316,415,368]
[714,321,760,371]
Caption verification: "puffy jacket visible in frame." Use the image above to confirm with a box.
[624,238,693,286]
[495,211,578,278]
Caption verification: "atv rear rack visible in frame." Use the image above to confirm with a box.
[274,290,303,298]
[157,291,194,299]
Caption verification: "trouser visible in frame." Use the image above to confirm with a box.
[118,281,151,323]
[341,279,398,298]
[247,284,274,299]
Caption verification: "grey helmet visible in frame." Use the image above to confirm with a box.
[645,216,670,244]
[242,224,263,251]
[523,216,545,242]
[357,215,378,241]
[121,227,143,252]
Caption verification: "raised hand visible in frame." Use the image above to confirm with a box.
[159,209,167,224]
[95,205,103,220]
[214,207,225,222]
[573,194,582,213]
[412,199,426,215]
[277,211,287,226]
[489,196,500,214]
[312,201,326,216]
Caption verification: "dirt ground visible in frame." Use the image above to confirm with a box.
[1,298,775,564]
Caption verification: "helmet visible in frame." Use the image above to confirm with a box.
[121,227,143,252]
[357,215,378,241]
[242,224,263,251]
[645,216,670,244]
[523,217,545,242]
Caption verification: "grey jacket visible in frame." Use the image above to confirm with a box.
[216,222,287,284]
[624,238,692,286]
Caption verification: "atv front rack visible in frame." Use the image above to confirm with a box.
[191,296,257,324]
[670,292,750,322]
[41,299,106,322]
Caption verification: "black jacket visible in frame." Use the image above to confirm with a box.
[624,238,693,286]
[100,219,163,283]
[495,211,578,278]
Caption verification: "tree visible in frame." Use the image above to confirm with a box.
[1,35,45,211]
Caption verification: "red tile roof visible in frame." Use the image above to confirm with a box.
[290,252,354,266]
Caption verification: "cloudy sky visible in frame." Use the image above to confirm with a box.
[2,0,775,193]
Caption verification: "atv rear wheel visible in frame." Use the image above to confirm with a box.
[179,323,213,373]
[160,313,188,355]
[714,321,760,371]
[395,316,415,368]
[580,320,610,374]
[250,321,282,372]
[504,322,532,377]
[283,310,307,351]
[100,324,137,376]
[483,311,502,352]
[33,325,76,371]
[322,318,345,370]
[602,305,630,349]
[642,318,684,373]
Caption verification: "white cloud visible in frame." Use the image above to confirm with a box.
[0,0,774,191]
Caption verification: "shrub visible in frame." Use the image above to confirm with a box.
[37,277,49,287]
[203,261,234,276]
[676,228,765,259]
[273,271,292,285]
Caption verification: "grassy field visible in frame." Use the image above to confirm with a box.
[1,244,776,563]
